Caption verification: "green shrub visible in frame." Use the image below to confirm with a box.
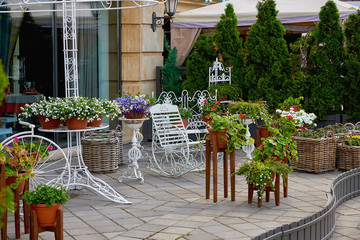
[182,34,217,95]
[304,1,345,120]
[343,11,360,120]
[161,47,182,96]
[243,0,290,111]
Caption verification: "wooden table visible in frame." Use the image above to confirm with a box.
[205,135,236,203]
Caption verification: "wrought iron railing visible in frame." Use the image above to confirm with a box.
[252,168,360,240]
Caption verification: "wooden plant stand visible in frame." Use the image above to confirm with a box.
[30,209,63,240]
[248,173,281,207]
[205,135,236,203]
[0,163,30,240]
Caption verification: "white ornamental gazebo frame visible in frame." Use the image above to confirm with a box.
[0,0,165,204]
[0,0,164,97]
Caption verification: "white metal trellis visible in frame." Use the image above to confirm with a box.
[208,57,231,87]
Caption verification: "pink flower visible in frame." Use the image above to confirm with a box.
[13,137,19,142]
[47,145,53,151]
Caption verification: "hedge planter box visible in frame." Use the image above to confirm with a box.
[291,135,336,173]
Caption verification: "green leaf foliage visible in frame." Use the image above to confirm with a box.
[214,3,245,92]
[304,1,345,120]
[161,47,182,96]
[23,184,70,207]
[343,11,360,120]
[0,59,9,105]
[243,0,290,111]
[182,34,217,95]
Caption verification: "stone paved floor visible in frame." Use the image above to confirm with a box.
[332,197,360,240]
[4,143,357,240]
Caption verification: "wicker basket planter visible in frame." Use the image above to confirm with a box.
[81,129,123,173]
[291,133,336,173]
[337,141,360,171]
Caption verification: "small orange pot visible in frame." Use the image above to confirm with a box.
[30,203,61,227]
[87,116,103,127]
[66,117,88,130]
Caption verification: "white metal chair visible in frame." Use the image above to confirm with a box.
[148,104,207,177]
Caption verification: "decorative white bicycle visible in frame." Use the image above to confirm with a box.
[1,121,70,190]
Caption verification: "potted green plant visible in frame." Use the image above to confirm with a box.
[115,93,151,119]
[87,98,106,127]
[102,99,122,121]
[234,157,292,207]
[209,112,248,153]
[23,184,70,227]
[20,97,66,129]
[279,96,304,112]
[178,106,192,128]
[0,138,35,190]
[228,100,269,125]
[200,99,227,125]
[63,96,92,130]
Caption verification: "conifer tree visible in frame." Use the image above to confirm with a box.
[182,34,217,95]
[304,1,345,120]
[214,3,245,91]
[161,47,182,96]
[243,0,290,110]
[343,11,360,120]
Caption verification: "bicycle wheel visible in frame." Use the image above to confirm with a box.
[2,135,70,190]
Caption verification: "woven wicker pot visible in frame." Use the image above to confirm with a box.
[337,141,360,171]
[30,203,61,227]
[291,134,336,173]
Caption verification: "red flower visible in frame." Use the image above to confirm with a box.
[285,144,288,148]
[215,101,220,105]
[240,113,244,119]
[212,108,216,111]
[203,100,208,104]
[287,115,293,120]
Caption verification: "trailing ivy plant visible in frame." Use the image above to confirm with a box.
[304,1,345,120]
[343,11,360,120]
[161,47,182,96]
[243,0,291,111]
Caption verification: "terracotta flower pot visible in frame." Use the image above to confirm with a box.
[38,116,61,129]
[285,105,300,112]
[6,172,27,192]
[124,112,145,119]
[259,126,271,138]
[30,203,61,227]
[87,116,103,127]
[202,116,213,126]
[182,119,188,128]
[209,129,228,149]
[66,117,88,130]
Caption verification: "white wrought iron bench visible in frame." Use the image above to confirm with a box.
[148,104,208,177]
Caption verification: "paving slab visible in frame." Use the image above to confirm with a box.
[4,142,356,239]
